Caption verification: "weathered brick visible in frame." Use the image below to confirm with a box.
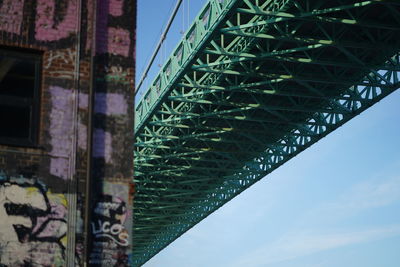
[0,0,136,266]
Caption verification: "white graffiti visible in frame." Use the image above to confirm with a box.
[89,187,131,265]
[45,48,75,69]
[103,65,129,83]
[45,48,77,79]
[91,220,129,247]
[0,178,68,266]
[94,202,121,217]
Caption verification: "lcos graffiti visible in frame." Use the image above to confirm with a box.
[0,176,68,266]
[91,194,129,247]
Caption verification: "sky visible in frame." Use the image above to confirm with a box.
[136,1,400,266]
[135,0,209,101]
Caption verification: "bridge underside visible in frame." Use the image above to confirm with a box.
[133,0,400,265]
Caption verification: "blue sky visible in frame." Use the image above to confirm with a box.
[136,1,400,266]
[136,0,209,101]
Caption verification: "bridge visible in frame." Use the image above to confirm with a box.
[133,0,400,265]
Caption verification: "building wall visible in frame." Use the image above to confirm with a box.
[0,0,136,266]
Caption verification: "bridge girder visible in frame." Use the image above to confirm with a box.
[133,0,400,265]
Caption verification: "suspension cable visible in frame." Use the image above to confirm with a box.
[135,0,184,95]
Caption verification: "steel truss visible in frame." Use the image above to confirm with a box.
[133,0,400,265]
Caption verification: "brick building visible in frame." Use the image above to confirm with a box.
[0,0,136,266]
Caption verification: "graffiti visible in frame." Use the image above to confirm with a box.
[95,93,128,116]
[49,86,74,179]
[96,65,130,84]
[87,0,131,57]
[89,183,132,266]
[44,48,76,79]
[109,0,124,17]
[73,193,85,266]
[1,0,134,57]
[35,0,78,41]
[1,0,135,266]
[93,129,113,163]
[0,0,25,34]
[105,66,128,79]
[97,27,131,57]
[79,92,89,110]
[0,176,67,266]
[78,92,88,151]
[50,157,70,181]
[91,220,129,246]
[75,242,84,266]
[45,48,75,69]
[96,0,132,57]
[44,48,77,79]
[89,195,129,265]
[91,194,127,233]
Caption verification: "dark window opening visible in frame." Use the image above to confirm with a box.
[0,47,41,146]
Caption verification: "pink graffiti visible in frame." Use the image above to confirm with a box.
[87,0,123,51]
[94,93,128,115]
[49,86,74,156]
[95,0,131,57]
[49,86,74,179]
[96,27,131,57]
[35,0,78,41]
[33,201,67,238]
[50,158,69,180]
[96,0,109,50]
[109,0,124,17]
[0,0,25,34]
[93,129,113,163]
[79,92,89,110]
[108,27,131,57]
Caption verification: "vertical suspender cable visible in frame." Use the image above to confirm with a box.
[187,0,190,31]
[135,0,183,95]
[182,0,185,33]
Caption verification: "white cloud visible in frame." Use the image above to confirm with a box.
[232,225,400,267]
[295,163,400,227]
[334,160,400,210]
[230,163,400,267]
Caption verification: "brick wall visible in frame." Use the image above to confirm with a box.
[0,0,136,266]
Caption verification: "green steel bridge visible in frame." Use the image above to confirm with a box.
[133,0,400,265]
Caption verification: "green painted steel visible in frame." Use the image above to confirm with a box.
[133,0,400,265]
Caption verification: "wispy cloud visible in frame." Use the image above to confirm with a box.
[283,160,400,231]
[232,225,400,267]
[231,163,400,267]
[146,160,400,267]
[332,171,400,211]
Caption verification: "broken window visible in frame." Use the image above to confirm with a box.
[0,47,41,146]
